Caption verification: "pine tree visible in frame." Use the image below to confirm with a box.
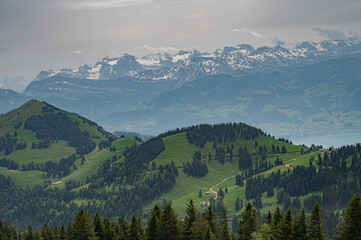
[146,204,161,240]
[273,206,282,228]
[293,207,307,240]
[336,193,361,239]
[25,225,34,240]
[118,216,129,240]
[34,229,42,240]
[307,203,325,240]
[94,213,104,240]
[59,225,67,240]
[271,206,282,239]
[72,210,97,240]
[102,217,116,240]
[203,205,217,235]
[182,200,197,240]
[219,207,231,240]
[278,208,293,240]
[235,197,241,212]
[128,214,142,240]
[190,218,209,240]
[158,204,179,239]
[237,202,259,240]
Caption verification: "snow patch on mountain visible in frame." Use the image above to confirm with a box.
[34,40,361,83]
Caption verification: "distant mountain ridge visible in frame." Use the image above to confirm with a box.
[2,39,361,137]
[34,40,361,83]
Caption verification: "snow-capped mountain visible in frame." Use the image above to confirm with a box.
[35,54,144,81]
[34,40,361,82]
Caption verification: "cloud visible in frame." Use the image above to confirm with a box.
[75,50,82,55]
[313,27,359,40]
[60,0,152,10]
[232,27,264,38]
[138,45,179,54]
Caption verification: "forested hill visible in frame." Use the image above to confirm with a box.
[1,104,361,238]
[0,100,118,182]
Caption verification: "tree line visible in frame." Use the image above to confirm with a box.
[1,194,361,240]
[186,123,264,148]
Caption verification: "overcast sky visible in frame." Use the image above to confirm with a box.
[0,0,360,79]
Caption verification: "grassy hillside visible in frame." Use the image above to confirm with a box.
[0,100,140,188]
[147,131,307,216]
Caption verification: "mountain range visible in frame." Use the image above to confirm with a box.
[34,40,361,82]
[1,39,361,137]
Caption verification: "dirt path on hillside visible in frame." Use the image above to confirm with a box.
[207,153,313,200]
[209,170,246,200]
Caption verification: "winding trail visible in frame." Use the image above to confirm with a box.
[209,171,245,200]
[207,153,312,200]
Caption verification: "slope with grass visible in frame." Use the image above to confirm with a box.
[0,100,123,187]
[147,129,306,215]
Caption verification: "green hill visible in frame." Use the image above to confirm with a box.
[0,103,360,237]
[0,100,140,188]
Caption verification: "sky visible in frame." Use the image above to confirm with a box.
[0,0,361,80]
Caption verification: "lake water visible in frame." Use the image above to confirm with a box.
[291,132,361,148]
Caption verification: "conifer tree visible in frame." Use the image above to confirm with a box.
[72,210,97,240]
[118,215,129,240]
[278,208,293,240]
[235,197,241,212]
[158,204,179,239]
[104,222,116,240]
[203,205,217,235]
[190,218,209,240]
[59,225,67,240]
[25,225,34,240]
[219,207,231,240]
[293,207,307,240]
[94,213,104,240]
[237,202,259,240]
[146,204,161,240]
[41,225,54,240]
[336,193,361,239]
[271,206,282,239]
[182,200,197,240]
[67,221,73,240]
[34,229,42,240]
[129,214,142,240]
[307,203,325,240]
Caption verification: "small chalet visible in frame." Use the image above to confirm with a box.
[200,202,209,207]
[285,164,292,168]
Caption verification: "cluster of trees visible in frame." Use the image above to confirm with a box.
[186,123,264,148]
[0,158,19,170]
[0,133,23,155]
[31,140,50,149]
[2,194,361,239]
[183,151,208,177]
[24,112,96,154]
